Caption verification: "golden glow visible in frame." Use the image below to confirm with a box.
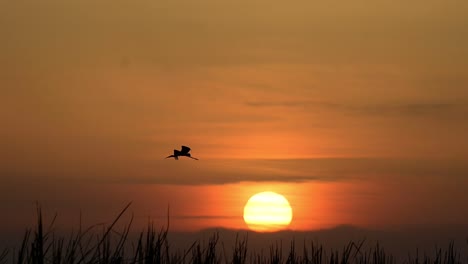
[243,191,293,232]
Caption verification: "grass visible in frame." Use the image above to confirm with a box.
[1,203,466,264]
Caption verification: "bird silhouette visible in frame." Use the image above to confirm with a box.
[165,145,199,160]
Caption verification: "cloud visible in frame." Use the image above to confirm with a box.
[245,101,334,108]
[245,100,466,116]
[199,114,279,124]
[67,158,468,185]
[159,215,238,220]
[103,169,343,186]
[2,154,468,186]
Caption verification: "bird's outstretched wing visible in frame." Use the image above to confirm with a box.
[181,145,191,154]
[165,155,179,160]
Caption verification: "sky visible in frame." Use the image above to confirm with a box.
[1,0,468,238]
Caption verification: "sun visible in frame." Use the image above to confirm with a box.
[243,191,293,232]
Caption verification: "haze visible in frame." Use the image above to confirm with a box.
[1,0,468,249]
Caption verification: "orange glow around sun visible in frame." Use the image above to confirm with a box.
[243,191,293,232]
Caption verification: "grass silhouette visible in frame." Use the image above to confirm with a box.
[1,203,466,264]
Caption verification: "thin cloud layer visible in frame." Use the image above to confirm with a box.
[245,100,467,116]
[3,158,466,186]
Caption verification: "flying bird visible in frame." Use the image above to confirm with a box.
[165,145,199,160]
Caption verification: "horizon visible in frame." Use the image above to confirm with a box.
[1,211,467,263]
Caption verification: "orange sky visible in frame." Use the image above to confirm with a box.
[1,0,468,233]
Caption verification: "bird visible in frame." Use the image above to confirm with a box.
[165,145,199,160]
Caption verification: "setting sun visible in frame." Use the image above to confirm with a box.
[243,191,293,232]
